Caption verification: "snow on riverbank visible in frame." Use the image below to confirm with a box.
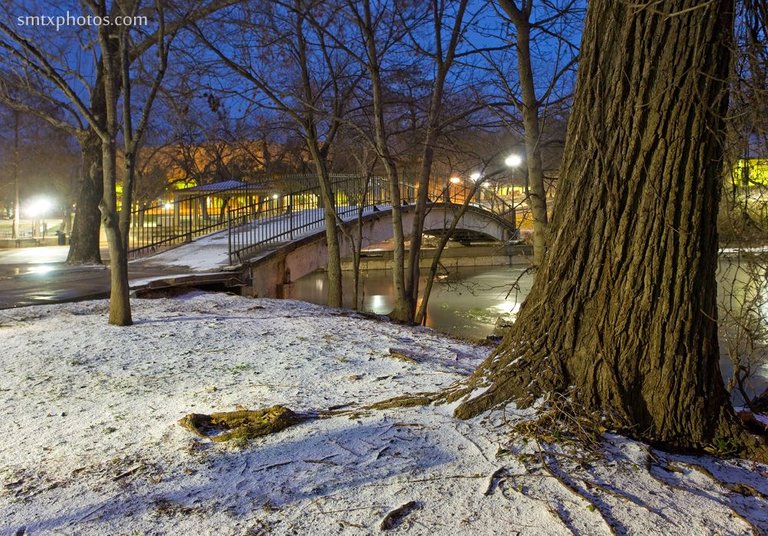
[1,293,767,535]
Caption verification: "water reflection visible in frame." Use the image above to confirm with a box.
[718,257,768,403]
[284,265,534,338]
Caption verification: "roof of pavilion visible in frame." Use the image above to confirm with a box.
[176,180,271,194]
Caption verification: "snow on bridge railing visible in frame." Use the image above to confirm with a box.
[227,175,391,265]
[125,173,519,264]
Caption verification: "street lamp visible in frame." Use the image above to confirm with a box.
[26,197,53,238]
[447,176,463,203]
[504,153,527,210]
[505,154,523,168]
[26,197,52,218]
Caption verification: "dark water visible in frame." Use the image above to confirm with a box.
[285,265,533,339]
[286,261,768,402]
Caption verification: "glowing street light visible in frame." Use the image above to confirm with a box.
[505,154,523,168]
[449,176,462,184]
[26,197,52,218]
[470,172,482,182]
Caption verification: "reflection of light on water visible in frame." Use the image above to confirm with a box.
[369,294,389,314]
[492,301,520,315]
[29,265,54,275]
[291,265,537,338]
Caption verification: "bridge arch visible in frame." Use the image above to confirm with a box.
[243,203,517,298]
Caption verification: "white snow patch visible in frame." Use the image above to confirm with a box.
[1,294,766,535]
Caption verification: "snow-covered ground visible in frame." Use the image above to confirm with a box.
[1,293,767,535]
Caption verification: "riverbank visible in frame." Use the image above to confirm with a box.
[342,243,532,271]
[1,293,766,534]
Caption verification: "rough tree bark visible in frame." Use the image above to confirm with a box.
[68,68,107,266]
[67,128,104,265]
[452,0,763,454]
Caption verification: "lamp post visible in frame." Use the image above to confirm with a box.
[448,176,461,203]
[12,110,20,240]
[504,153,526,206]
[27,197,52,238]
[468,154,524,207]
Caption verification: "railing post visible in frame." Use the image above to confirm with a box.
[227,206,233,265]
[289,190,294,240]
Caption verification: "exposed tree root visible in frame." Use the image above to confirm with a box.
[363,392,443,411]
[379,500,422,531]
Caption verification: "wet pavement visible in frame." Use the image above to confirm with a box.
[0,245,216,309]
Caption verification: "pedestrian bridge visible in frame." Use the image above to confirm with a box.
[234,202,517,298]
[128,175,518,297]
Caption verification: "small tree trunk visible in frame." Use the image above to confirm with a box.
[100,140,132,326]
[503,5,548,266]
[405,0,469,321]
[11,110,19,240]
[97,19,132,327]
[354,0,409,321]
[316,163,343,309]
[385,160,410,322]
[415,182,483,325]
[453,1,761,454]
[306,137,343,308]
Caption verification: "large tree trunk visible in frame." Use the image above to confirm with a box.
[67,128,104,265]
[453,1,757,453]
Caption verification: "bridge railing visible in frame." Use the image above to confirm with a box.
[441,180,520,223]
[227,175,391,264]
[127,184,262,259]
[226,175,525,265]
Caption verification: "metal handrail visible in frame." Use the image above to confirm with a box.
[127,185,260,259]
[126,173,521,264]
[227,175,390,264]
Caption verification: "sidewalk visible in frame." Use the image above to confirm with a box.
[0,245,233,309]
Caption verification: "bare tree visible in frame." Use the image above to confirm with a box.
[192,0,361,307]
[338,0,490,323]
[0,0,240,266]
[492,0,581,266]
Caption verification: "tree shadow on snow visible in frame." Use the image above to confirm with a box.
[17,418,453,533]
